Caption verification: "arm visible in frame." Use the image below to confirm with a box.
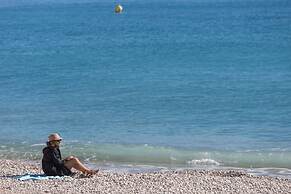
[51,149,65,167]
[64,156,74,161]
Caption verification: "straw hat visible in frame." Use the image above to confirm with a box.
[48,133,62,142]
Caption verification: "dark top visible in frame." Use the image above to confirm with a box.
[42,146,72,176]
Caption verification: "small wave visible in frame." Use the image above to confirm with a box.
[247,168,291,179]
[30,143,45,147]
[170,156,177,161]
[187,159,220,166]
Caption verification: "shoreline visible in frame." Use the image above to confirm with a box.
[2,157,291,179]
[1,159,291,193]
[22,157,291,179]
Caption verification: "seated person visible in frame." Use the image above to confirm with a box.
[42,133,98,176]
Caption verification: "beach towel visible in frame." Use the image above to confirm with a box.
[14,173,65,181]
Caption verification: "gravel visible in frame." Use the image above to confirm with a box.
[1,159,291,194]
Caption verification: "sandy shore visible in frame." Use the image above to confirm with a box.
[1,159,291,194]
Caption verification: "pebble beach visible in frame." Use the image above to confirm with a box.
[1,159,291,194]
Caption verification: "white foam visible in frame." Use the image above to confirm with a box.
[170,156,177,161]
[187,159,220,166]
[30,143,45,147]
[247,168,291,179]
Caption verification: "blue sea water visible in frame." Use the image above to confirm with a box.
[0,0,291,175]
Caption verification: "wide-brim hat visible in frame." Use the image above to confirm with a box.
[48,133,62,142]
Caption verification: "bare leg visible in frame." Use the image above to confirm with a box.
[64,157,92,174]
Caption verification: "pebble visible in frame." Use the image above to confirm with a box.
[1,159,291,193]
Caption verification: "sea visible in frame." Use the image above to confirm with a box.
[0,0,291,178]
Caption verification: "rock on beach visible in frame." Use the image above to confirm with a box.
[1,159,291,194]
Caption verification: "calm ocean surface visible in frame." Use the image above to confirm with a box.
[0,0,291,175]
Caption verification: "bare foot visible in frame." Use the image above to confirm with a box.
[85,169,99,176]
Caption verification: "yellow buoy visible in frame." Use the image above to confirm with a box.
[115,4,123,13]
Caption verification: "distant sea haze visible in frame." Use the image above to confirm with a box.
[0,0,290,175]
[0,0,103,7]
